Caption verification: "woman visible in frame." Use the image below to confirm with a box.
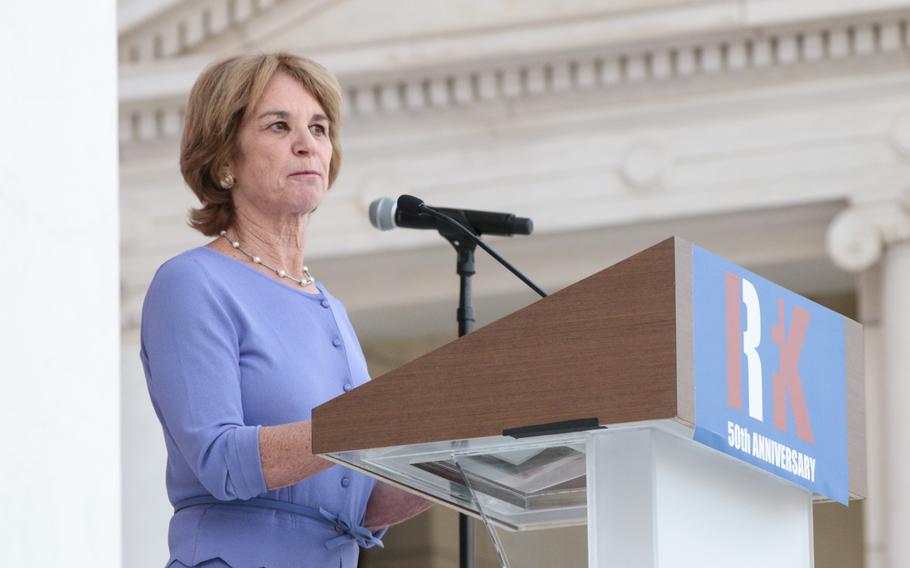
[140,53,431,568]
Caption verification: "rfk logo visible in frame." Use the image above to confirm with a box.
[725,272,815,444]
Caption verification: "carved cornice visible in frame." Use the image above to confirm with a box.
[119,8,910,146]
[339,10,910,116]
[118,0,287,63]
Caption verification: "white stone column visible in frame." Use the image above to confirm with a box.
[0,2,120,566]
[880,239,910,568]
[829,201,910,568]
[857,267,885,568]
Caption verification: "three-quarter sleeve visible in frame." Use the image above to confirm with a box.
[140,257,267,501]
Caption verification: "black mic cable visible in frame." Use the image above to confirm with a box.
[396,195,548,298]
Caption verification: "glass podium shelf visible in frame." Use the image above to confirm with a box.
[326,430,592,531]
[325,420,706,531]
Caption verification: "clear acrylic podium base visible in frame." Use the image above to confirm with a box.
[326,420,815,567]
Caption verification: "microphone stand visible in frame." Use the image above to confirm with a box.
[436,217,477,568]
[442,228,478,337]
[427,209,546,568]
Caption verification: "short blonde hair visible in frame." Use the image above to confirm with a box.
[180,52,343,236]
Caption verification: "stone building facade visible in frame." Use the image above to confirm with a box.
[118,1,910,566]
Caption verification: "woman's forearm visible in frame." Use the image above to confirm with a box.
[364,482,433,530]
[259,422,433,527]
[259,420,334,490]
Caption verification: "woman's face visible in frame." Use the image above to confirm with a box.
[230,72,333,220]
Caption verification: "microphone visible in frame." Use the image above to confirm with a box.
[368,196,533,236]
[384,195,547,298]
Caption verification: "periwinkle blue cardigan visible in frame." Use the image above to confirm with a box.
[140,247,384,568]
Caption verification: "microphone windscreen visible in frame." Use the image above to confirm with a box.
[397,194,425,215]
[368,197,397,231]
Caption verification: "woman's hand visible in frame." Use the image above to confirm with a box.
[363,482,434,531]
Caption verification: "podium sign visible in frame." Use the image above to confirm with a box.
[692,245,849,503]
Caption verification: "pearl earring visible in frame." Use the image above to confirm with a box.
[219,172,235,189]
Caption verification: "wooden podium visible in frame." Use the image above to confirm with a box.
[312,237,865,567]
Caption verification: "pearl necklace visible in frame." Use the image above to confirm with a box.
[219,231,315,287]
